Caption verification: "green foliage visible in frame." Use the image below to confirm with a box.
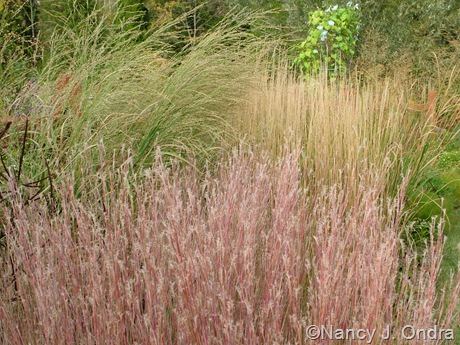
[144,0,228,49]
[360,0,459,51]
[402,218,437,252]
[408,151,460,233]
[0,0,40,114]
[293,2,360,77]
[112,0,149,33]
[356,0,460,80]
[224,0,323,34]
[37,0,100,48]
[37,0,149,49]
[438,150,460,170]
[0,0,38,52]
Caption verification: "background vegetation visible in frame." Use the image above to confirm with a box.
[0,0,459,343]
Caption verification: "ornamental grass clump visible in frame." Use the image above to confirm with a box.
[236,59,458,201]
[4,7,269,199]
[0,146,458,344]
[0,5,278,261]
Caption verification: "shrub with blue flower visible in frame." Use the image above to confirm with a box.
[293,2,361,77]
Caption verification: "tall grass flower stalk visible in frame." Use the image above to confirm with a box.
[0,147,458,344]
[236,60,457,199]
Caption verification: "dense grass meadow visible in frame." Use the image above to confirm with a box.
[1,1,460,344]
